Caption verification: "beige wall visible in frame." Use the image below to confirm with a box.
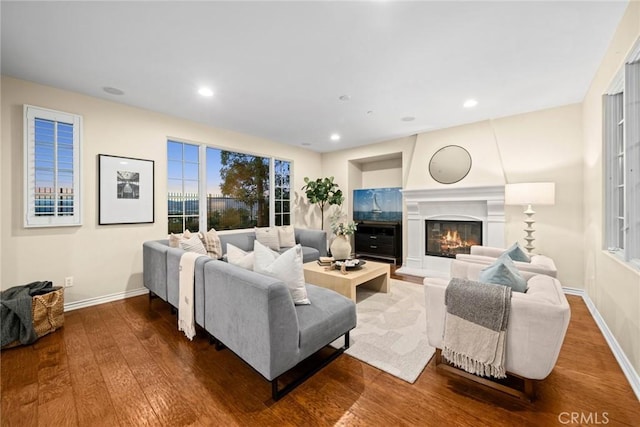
[327,104,584,286]
[1,76,322,303]
[582,2,640,376]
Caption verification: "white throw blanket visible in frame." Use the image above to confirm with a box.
[178,252,206,340]
[442,278,511,379]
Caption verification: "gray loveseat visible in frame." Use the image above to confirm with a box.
[142,227,356,400]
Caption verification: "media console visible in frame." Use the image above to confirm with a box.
[354,222,402,265]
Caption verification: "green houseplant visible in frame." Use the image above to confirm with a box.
[301,176,344,230]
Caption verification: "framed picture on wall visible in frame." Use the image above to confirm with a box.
[98,154,154,225]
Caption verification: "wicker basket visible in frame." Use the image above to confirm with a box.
[32,288,64,338]
[2,288,64,349]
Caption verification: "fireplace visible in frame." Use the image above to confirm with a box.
[425,220,482,258]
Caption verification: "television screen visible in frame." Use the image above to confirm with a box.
[353,187,402,223]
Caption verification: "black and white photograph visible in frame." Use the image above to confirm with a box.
[117,171,140,199]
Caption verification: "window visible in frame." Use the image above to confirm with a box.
[167,140,291,233]
[24,105,82,227]
[206,147,269,230]
[604,40,640,266]
[167,140,200,234]
[274,159,291,226]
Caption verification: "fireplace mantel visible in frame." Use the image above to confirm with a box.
[401,185,505,277]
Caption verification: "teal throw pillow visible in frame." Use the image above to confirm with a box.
[478,254,527,293]
[503,242,531,263]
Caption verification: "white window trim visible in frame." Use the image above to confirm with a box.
[603,38,640,269]
[24,105,82,228]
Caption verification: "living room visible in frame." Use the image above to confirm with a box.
[1,1,639,425]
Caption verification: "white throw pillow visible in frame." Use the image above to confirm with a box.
[200,228,223,259]
[226,243,254,270]
[255,227,281,251]
[180,232,207,255]
[277,226,296,248]
[169,229,192,248]
[253,240,310,305]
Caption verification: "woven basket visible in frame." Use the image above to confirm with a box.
[2,288,64,349]
[32,288,64,338]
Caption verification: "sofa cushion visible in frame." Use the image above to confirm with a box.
[255,227,281,251]
[503,242,531,263]
[478,254,527,293]
[254,241,310,305]
[226,243,254,269]
[295,284,357,360]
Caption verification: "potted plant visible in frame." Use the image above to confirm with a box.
[329,210,357,260]
[301,176,344,230]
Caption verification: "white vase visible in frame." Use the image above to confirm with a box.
[330,235,352,260]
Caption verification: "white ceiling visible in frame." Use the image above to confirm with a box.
[1,1,629,153]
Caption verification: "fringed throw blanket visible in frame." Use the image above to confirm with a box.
[442,278,511,379]
[178,252,207,340]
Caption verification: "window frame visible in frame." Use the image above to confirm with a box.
[604,39,640,268]
[23,105,82,228]
[167,139,293,233]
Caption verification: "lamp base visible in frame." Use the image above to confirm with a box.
[523,205,536,254]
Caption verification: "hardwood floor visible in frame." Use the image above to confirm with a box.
[2,273,639,426]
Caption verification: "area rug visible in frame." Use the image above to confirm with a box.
[331,279,435,383]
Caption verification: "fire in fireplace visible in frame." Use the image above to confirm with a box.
[425,220,482,258]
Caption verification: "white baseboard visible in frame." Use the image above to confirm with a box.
[563,287,640,401]
[63,287,149,312]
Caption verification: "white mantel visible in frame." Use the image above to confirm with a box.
[401,185,505,277]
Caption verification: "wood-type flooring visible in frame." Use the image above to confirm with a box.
[2,269,639,426]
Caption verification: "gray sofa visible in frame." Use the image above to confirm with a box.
[203,259,356,399]
[142,227,356,400]
[143,227,328,314]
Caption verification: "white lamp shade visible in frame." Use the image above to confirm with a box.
[505,182,555,206]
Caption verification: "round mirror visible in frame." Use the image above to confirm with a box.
[429,145,472,184]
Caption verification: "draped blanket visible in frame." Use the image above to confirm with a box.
[442,278,511,379]
[178,252,206,340]
[1,281,57,347]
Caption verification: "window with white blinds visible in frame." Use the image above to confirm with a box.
[604,40,640,267]
[24,105,82,227]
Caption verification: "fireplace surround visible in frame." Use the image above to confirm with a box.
[402,186,505,277]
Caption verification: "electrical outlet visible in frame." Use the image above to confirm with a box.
[64,276,73,287]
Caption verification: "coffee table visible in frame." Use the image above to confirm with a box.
[303,260,390,302]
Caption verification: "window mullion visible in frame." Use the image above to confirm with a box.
[199,145,207,231]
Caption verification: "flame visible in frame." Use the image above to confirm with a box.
[440,229,476,250]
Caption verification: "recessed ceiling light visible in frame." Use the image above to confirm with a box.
[401,116,415,122]
[103,86,124,95]
[198,87,214,97]
[367,110,374,115]
[463,99,478,108]
[338,95,351,101]
[330,133,341,141]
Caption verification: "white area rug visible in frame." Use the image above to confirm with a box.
[332,279,435,383]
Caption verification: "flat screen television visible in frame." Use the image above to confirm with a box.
[353,187,402,223]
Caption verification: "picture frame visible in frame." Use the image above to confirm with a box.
[98,154,154,225]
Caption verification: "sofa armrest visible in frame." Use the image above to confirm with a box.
[143,240,170,301]
[295,228,327,257]
[203,261,301,380]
